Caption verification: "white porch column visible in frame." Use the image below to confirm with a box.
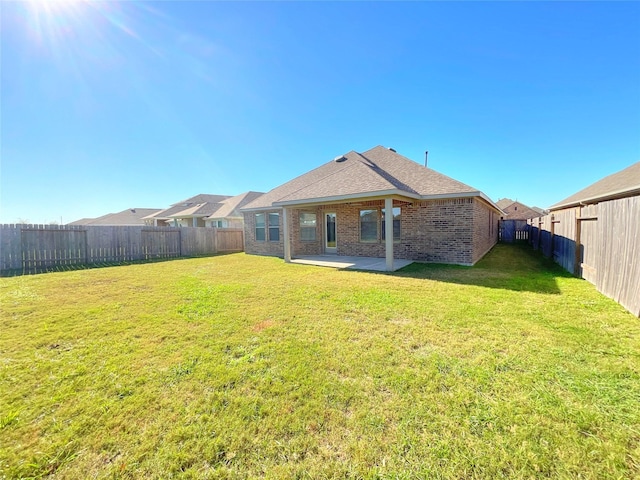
[283,207,292,263]
[385,197,394,271]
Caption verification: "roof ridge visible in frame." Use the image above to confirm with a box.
[357,150,419,195]
[270,151,361,202]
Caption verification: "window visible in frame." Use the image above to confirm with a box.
[255,213,266,241]
[300,213,316,241]
[382,207,401,241]
[360,209,378,242]
[268,213,280,242]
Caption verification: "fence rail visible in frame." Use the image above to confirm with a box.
[528,196,640,317]
[0,224,244,276]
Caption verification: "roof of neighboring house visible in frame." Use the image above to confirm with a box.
[172,194,231,206]
[144,193,232,220]
[67,218,93,225]
[531,206,546,215]
[496,198,515,209]
[499,200,541,220]
[242,146,500,211]
[207,191,265,220]
[168,203,221,218]
[550,161,640,210]
[68,208,161,226]
[165,191,265,220]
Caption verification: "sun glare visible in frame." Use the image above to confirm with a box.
[23,0,95,48]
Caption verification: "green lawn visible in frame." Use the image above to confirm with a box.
[1,244,638,479]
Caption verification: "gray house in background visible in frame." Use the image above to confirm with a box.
[68,208,161,226]
[143,194,231,227]
[241,145,502,270]
[144,192,264,228]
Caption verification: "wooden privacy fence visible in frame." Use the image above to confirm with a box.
[528,196,640,317]
[499,220,530,243]
[0,225,244,276]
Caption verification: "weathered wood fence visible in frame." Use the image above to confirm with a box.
[499,220,530,243]
[528,196,640,317]
[0,225,244,276]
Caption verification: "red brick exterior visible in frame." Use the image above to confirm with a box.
[500,201,540,220]
[243,209,284,257]
[243,197,498,265]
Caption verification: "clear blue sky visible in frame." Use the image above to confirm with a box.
[2,1,639,224]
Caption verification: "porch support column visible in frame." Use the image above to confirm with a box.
[385,197,394,271]
[283,207,292,263]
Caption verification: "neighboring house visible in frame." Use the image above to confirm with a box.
[241,145,503,270]
[204,191,265,228]
[531,206,547,216]
[532,161,639,316]
[550,161,640,210]
[68,208,161,226]
[143,194,231,227]
[144,192,264,228]
[496,198,544,220]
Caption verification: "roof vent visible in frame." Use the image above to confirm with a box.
[334,155,347,163]
[388,147,396,152]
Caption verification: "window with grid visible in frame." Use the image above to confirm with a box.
[300,213,316,241]
[360,209,378,242]
[255,213,266,241]
[268,213,280,242]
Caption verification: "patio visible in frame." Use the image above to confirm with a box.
[290,255,413,272]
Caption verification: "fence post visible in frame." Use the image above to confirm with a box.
[574,208,582,276]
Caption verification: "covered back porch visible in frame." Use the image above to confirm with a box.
[280,195,410,272]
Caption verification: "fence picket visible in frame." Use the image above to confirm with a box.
[528,196,639,317]
[0,225,243,276]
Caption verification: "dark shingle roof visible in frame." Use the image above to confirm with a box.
[68,208,161,226]
[170,194,231,206]
[500,201,541,220]
[144,193,232,220]
[243,146,495,210]
[207,191,265,219]
[550,161,640,210]
[496,198,515,209]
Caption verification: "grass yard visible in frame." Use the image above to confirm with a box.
[1,244,639,479]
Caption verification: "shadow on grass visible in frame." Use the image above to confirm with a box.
[391,243,573,295]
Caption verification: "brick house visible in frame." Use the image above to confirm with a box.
[241,146,502,270]
[496,198,545,220]
[143,192,263,228]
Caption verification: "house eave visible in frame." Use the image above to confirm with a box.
[242,189,503,214]
[272,189,423,208]
[418,191,503,214]
[166,214,209,219]
[549,185,640,211]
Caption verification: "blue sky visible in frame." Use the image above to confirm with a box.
[2,1,639,224]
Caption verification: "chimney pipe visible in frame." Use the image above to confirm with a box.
[424,150,429,167]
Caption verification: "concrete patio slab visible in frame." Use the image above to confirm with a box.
[290,255,413,272]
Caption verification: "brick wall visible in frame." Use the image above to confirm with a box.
[290,208,323,256]
[245,197,497,265]
[243,209,284,257]
[472,199,499,264]
[400,198,475,264]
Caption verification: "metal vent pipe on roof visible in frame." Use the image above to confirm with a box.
[425,150,429,167]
